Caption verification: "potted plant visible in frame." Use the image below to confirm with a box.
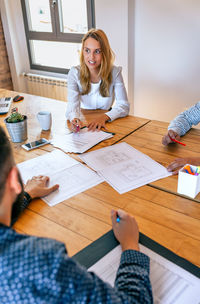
[4,108,27,143]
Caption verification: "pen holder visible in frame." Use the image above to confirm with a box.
[177,164,200,198]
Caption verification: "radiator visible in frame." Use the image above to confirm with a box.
[23,73,67,101]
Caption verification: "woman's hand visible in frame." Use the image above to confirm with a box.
[167,157,200,175]
[87,114,109,131]
[162,130,180,146]
[70,118,82,133]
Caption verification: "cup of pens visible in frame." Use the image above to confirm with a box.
[177,164,200,198]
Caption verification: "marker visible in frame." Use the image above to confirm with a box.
[184,165,195,175]
[116,214,120,223]
[169,135,186,146]
[75,124,80,132]
[74,119,80,133]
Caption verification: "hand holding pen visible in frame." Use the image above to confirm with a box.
[169,135,186,146]
[71,118,81,133]
[111,209,139,252]
[162,130,182,146]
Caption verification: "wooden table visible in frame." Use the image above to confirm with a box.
[123,120,200,201]
[1,89,200,267]
[0,89,150,152]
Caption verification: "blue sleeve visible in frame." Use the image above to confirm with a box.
[168,102,200,136]
[10,193,31,226]
[42,244,153,304]
[115,250,153,303]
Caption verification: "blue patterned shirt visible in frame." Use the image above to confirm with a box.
[0,223,153,303]
[168,101,200,136]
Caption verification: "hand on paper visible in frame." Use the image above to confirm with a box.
[70,118,82,133]
[167,157,200,175]
[87,114,109,132]
[162,130,180,146]
[24,175,59,199]
[111,209,139,252]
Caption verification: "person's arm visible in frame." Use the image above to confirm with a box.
[112,209,153,303]
[168,102,200,136]
[105,67,130,122]
[45,210,152,303]
[65,67,81,124]
[11,176,59,226]
[11,191,32,226]
[162,102,200,145]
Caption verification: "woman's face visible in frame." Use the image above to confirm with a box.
[83,37,102,73]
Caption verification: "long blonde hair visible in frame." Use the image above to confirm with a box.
[80,29,115,97]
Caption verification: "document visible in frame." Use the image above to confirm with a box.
[79,142,172,194]
[51,127,114,153]
[89,244,200,304]
[17,150,103,206]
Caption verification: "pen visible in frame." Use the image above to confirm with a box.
[74,119,80,133]
[116,213,120,223]
[169,135,186,146]
[76,124,80,132]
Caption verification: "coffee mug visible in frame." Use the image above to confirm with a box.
[37,111,52,131]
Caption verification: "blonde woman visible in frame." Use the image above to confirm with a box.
[66,29,130,132]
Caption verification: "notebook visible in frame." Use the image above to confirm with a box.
[0,97,12,114]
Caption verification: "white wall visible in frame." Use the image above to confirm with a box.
[3,0,200,123]
[95,0,128,91]
[133,0,200,122]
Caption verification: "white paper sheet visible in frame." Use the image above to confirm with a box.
[51,128,113,153]
[79,142,172,194]
[89,245,200,304]
[17,150,103,206]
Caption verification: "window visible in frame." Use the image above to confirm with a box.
[21,0,95,73]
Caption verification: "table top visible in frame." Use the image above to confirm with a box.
[1,89,199,267]
[0,89,150,155]
[123,120,200,201]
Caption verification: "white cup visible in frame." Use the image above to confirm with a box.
[37,111,52,131]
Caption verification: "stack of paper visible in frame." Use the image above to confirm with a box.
[51,127,114,153]
[17,150,103,206]
[79,142,172,194]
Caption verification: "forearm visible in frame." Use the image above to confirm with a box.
[65,100,81,121]
[115,250,153,304]
[66,250,152,304]
[106,103,130,121]
[168,102,200,136]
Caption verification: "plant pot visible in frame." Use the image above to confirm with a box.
[4,116,28,143]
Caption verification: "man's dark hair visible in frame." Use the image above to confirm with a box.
[0,126,13,201]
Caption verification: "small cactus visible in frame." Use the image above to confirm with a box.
[7,108,25,123]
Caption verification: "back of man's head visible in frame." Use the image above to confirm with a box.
[0,127,13,201]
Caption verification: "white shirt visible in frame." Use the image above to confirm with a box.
[65,65,130,122]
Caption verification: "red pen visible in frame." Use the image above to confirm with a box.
[169,135,186,146]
